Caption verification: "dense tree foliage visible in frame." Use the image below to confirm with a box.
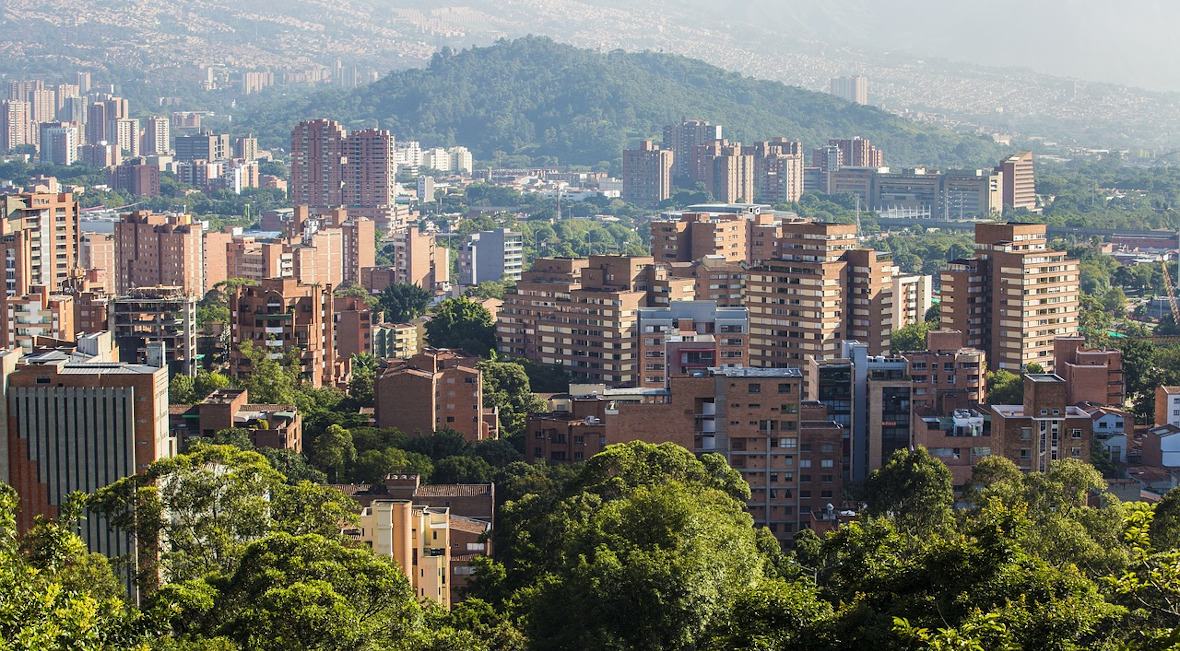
[425,298,497,357]
[235,37,1004,168]
[379,283,433,323]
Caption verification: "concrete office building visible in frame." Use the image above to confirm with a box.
[6,352,170,558]
[622,140,674,207]
[940,223,1079,371]
[174,132,231,163]
[459,228,523,286]
[809,341,912,482]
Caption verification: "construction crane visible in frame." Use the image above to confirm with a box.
[1163,259,1180,326]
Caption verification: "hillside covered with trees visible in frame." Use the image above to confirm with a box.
[236,37,1005,168]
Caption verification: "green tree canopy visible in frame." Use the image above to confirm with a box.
[424,297,496,357]
[379,283,432,323]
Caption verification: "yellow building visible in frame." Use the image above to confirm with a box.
[357,499,452,608]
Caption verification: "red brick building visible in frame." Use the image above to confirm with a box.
[1053,336,1123,406]
[229,278,338,387]
[374,349,497,441]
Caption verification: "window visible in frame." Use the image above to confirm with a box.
[800,460,812,468]
[748,383,761,394]
[821,474,833,483]
[1071,428,1082,439]
[820,443,834,453]
[800,490,811,498]
[780,437,797,449]
[1071,446,1082,458]
[820,459,834,468]
[778,383,793,394]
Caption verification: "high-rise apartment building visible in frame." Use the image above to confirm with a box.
[290,120,398,228]
[745,139,806,204]
[374,348,496,442]
[388,223,449,289]
[940,223,1079,371]
[891,273,933,331]
[0,192,80,297]
[690,140,755,203]
[526,368,846,542]
[622,140,674,207]
[113,211,204,295]
[663,119,722,181]
[110,287,199,378]
[340,128,397,224]
[114,117,140,157]
[459,228,523,286]
[229,278,338,387]
[141,117,170,156]
[649,212,753,264]
[814,137,883,170]
[829,75,868,105]
[38,122,78,166]
[996,151,1037,212]
[746,222,895,372]
[5,351,170,558]
[0,100,30,151]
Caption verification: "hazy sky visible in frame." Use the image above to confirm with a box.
[620,0,1180,92]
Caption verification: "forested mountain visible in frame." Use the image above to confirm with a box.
[237,37,1005,168]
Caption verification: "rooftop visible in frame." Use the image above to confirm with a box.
[709,366,803,378]
[414,484,491,498]
[1026,373,1067,383]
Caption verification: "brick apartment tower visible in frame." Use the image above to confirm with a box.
[113,211,204,296]
[940,223,1079,372]
[663,119,722,181]
[0,192,80,297]
[622,140,674,208]
[290,120,397,228]
[746,221,896,370]
[230,278,337,387]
